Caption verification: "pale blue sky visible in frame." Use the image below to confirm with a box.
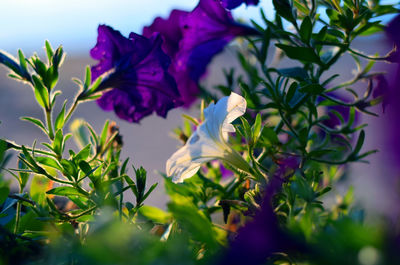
[0,0,274,54]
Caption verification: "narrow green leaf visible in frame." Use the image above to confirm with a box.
[139,205,171,223]
[300,83,324,95]
[252,113,262,143]
[100,120,110,148]
[300,16,312,43]
[55,100,67,131]
[275,44,321,64]
[84,66,91,89]
[45,41,54,62]
[18,49,28,72]
[74,144,91,161]
[141,183,158,203]
[36,156,62,171]
[32,75,49,109]
[47,186,84,197]
[20,117,47,135]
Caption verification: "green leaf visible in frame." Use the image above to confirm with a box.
[53,129,63,155]
[141,183,158,203]
[21,117,47,134]
[74,144,91,161]
[55,100,67,131]
[168,194,218,248]
[84,66,91,89]
[252,113,262,144]
[30,175,51,205]
[18,49,28,73]
[239,117,252,143]
[32,75,49,109]
[351,130,365,157]
[139,205,171,223]
[259,127,279,145]
[300,83,324,95]
[46,186,84,196]
[278,67,309,81]
[45,40,54,62]
[100,120,110,147]
[300,16,312,43]
[60,159,78,180]
[273,0,296,23]
[78,160,98,185]
[275,44,320,64]
[36,156,62,171]
[0,139,8,162]
[285,82,298,103]
[0,187,9,205]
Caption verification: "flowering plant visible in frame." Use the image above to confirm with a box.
[0,0,399,264]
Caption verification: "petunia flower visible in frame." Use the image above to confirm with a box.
[166,92,251,183]
[176,0,259,82]
[90,25,182,123]
[218,157,302,265]
[221,0,260,10]
[142,10,199,106]
[143,0,259,107]
[372,74,390,112]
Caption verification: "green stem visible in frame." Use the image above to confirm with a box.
[14,184,22,234]
[7,142,56,157]
[64,100,79,125]
[14,201,21,234]
[46,110,54,140]
[348,48,388,61]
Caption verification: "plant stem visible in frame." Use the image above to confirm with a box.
[46,110,54,140]
[14,184,22,234]
[14,201,21,234]
[64,100,79,125]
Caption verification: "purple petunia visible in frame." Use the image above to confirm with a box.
[372,74,390,112]
[221,0,260,10]
[176,0,259,82]
[90,25,182,123]
[219,157,301,265]
[143,0,259,107]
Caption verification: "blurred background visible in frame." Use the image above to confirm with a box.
[0,0,396,215]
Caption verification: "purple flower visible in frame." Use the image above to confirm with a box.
[221,0,260,10]
[143,10,188,60]
[318,93,360,130]
[143,0,259,107]
[90,25,182,123]
[218,157,301,265]
[176,0,259,82]
[372,74,389,112]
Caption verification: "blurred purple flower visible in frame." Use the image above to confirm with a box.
[219,157,301,265]
[143,10,188,61]
[177,0,259,82]
[372,74,390,112]
[144,0,258,107]
[385,14,400,170]
[221,0,260,9]
[90,25,182,123]
[318,93,360,131]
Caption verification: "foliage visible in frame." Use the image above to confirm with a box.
[0,0,399,264]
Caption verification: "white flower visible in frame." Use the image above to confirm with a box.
[166,92,250,183]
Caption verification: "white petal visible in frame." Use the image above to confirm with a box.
[166,130,226,183]
[203,92,246,141]
[165,92,247,183]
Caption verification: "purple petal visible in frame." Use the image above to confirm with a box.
[219,158,301,265]
[90,25,182,123]
[172,0,258,100]
[221,0,260,9]
[142,9,188,58]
